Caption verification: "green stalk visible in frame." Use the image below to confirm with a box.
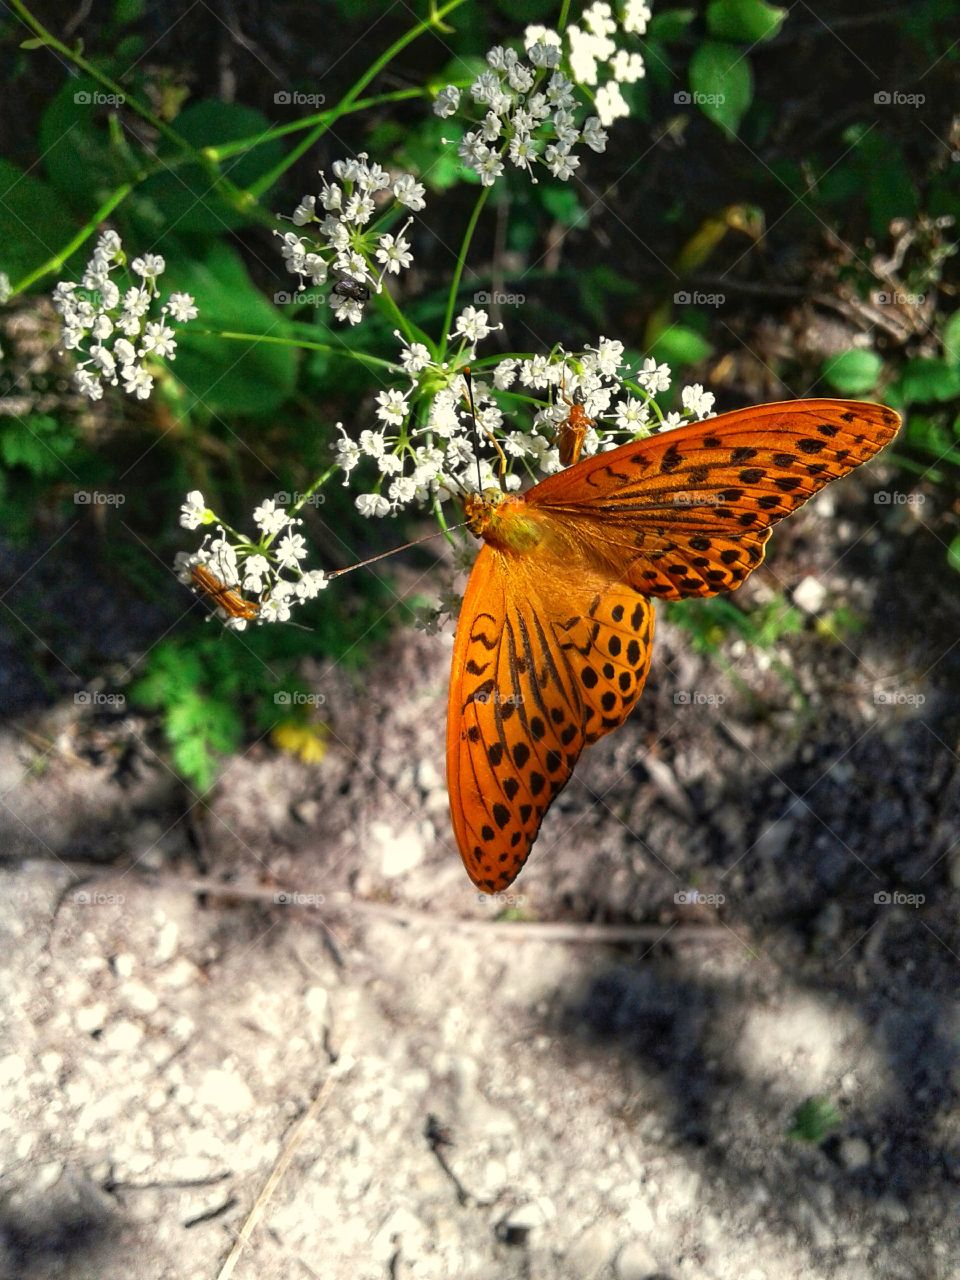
[438,185,491,359]
[10,180,135,296]
[192,329,401,374]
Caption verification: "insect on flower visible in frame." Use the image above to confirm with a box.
[555,382,595,466]
[190,564,260,622]
[331,277,371,304]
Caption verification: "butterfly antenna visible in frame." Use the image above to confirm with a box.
[463,366,508,491]
[328,521,468,581]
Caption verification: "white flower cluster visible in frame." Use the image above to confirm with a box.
[177,490,328,630]
[336,319,716,520]
[52,230,197,402]
[542,1,652,126]
[275,152,425,324]
[435,42,608,186]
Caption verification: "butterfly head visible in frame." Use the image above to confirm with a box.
[463,489,544,553]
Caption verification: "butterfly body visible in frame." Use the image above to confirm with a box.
[447,399,901,892]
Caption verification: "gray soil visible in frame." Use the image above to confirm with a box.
[1,462,959,1280]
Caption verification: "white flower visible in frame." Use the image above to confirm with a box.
[493,359,518,389]
[399,339,432,377]
[296,569,329,599]
[582,117,608,152]
[292,195,317,225]
[528,41,561,69]
[121,363,154,400]
[356,493,391,518]
[434,85,461,118]
[165,292,198,322]
[242,554,270,591]
[595,81,630,127]
[141,322,177,359]
[681,384,717,420]
[131,253,165,283]
[453,306,493,343]
[74,368,103,400]
[180,490,209,530]
[623,1,652,35]
[375,389,409,426]
[393,175,426,210]
[663,411,685,430]
[611,49,645,84]
[584,1,617,38]
[253,498,290,536]
[614,398,651,431]
[275,532,309,570]
[545,146,580,180]
[476,149,505,186]
[638,358,672,394]
[335,426,361,477]
[375,231,413,275]
[332,296,363,325]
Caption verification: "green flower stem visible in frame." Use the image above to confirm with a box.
[438,185,492,360]
[246,0,470,199]
[10,179,136,296]
[192,328,402,374]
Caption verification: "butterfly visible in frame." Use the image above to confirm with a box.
[446,398,900,893]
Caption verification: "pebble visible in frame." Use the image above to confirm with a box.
[122,981,159,1015]
[194,1068,255,1115]
[0,1054,25,1086]
[839,1136,872,1171]
[794,575,827,614]
[76,1002,108,1034]
[565,1223,618,1276]
[103,1019,144,1053]
[155,919,179,963]
[374,823,425,877]
[498,1197,555,1241]
[615,1239,659,1280]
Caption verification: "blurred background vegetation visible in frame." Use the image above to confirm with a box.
[0,0,957,789]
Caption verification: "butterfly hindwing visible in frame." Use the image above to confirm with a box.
[528,399,900,599]
[447,551,655,891]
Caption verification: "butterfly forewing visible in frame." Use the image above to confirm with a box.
[447,551,655,892]
[528,400,900,599]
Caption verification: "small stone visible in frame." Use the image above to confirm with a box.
[497,1197,555,1243]
[615,1239,659,1280]
[113,953,135,978]
[566,1224,618,1277]
[876,1195,909,1224]
[155,919,179,962]
[839,1136,872,1171]
[103,1019,144,1053]
[305,986,328,1026]
[292,798,320,825]
[122,981,159,1015]
[195,1068,254,1115]
[373,823,425,878]
[76,1002,108,1034]
[794,575,827,614]
[0,1054,25,1086]
[415,759,442,792]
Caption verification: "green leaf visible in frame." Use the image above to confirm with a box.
[0,160,81,285]
[689,41,754,137]
[165,242,298,415]
[948,535,960,573]
[0,415,75,477]
[896,357,960,405]
[38,76,126,209]
[942,311,960,367]
[650,323,713,367]
[20,36,48,49]
[649,8,697,40]
[140,101,284,237]
[822,350,883,395]
[539,185,589,228]
[707,0,787,43]
[788,1096,841,1143]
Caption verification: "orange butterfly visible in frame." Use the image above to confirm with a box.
[447,398,900,893]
